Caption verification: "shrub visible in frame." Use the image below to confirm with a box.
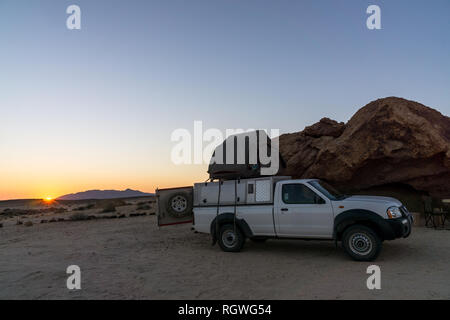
[3,209,33,218]
[136,204,151,211]
[97,199,125,213]
[70,212,90,221]
[73,203,95,211]
[101,204,116,213]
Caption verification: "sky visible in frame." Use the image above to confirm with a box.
[0,0,449,200]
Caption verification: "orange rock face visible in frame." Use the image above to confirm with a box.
[279,97,450,198]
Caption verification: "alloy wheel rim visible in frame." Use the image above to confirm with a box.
[222,230,237,248]
[171,196,187,212]
[349,233,372,256]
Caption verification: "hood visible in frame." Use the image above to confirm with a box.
[342,195,402,206]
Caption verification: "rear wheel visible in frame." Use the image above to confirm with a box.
[342,225,382,261]
[218,224,245,252]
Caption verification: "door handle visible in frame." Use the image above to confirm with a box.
[281,208,288,212]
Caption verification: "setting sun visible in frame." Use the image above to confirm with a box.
[43,197,53,203]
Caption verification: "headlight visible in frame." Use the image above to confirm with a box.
[386,206,402,219]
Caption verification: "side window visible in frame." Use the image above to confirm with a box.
[282,184,321,204]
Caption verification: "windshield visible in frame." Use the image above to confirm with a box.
[308,180,347,201]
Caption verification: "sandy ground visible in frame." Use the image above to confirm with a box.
[0,215,449,300]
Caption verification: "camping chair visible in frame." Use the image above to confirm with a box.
[424,197,444,228]
[442,203,450,227]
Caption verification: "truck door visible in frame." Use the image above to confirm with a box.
[274,182,333,238]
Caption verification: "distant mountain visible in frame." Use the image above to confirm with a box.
[57,189,154,200]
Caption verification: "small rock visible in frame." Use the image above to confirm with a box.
[303,117,345,138]
[24,221,33,227]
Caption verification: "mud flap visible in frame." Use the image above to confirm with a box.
[211,222,218,246]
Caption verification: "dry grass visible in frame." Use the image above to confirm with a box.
[1,207,67,218]
[97,199,128,213]
[101,204,117,213]
[69,212,90,221]
[136,204,151,211]
[73,204,95,211]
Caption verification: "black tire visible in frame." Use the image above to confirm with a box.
[166,192,193,218]
[342,225,382,261]
[218,224,245,252]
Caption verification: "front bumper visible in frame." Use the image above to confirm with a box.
[383,214,413,240]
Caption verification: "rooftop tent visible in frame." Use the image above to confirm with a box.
[207,130,286,180]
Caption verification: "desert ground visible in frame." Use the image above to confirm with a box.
[0,199,449,300]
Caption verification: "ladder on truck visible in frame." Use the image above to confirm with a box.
[213,178,240,244]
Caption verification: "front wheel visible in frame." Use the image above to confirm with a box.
[342,225,382,261]
[218,224,245,252]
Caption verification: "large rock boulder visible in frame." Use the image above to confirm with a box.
[279,97,450,203]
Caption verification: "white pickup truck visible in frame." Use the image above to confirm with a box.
[157,176,413,261]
